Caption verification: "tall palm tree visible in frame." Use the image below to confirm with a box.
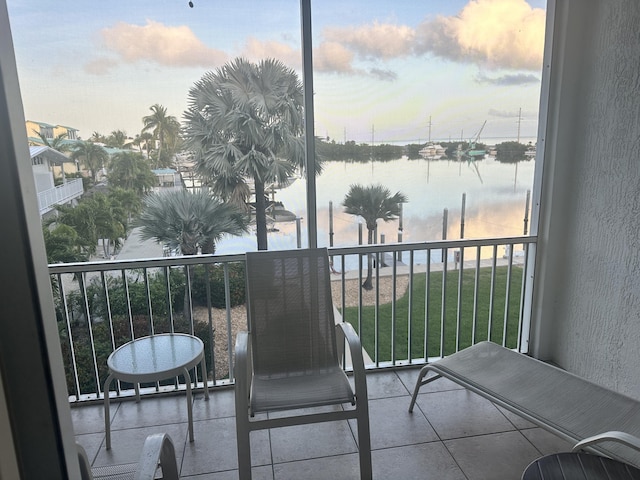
[343,184,407,290]
[136,190,247,255]
[142,104,180,168]
[183,57,316,250]
[70,141,109,183]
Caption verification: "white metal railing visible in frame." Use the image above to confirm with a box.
[38,178,84,215]
[49,235,536,403]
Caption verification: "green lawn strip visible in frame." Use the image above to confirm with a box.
[341,265,524,363]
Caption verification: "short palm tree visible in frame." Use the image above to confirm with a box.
[33,131,69,152]
[70,141,109,183]
[182,57,316,250]
[106,129,128,149]
[136,190,247,255]
[108,151,156,195]
[33,131,72,180]
[343,184,407,290]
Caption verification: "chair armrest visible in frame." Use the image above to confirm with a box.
[76,443,93,480]
[234,331,251,414]
[572,431,640,454]
[336,322,368,403]
[134,433,178,480]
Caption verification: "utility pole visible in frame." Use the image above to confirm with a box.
[517,107,522,143]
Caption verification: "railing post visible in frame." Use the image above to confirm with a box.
[442,208,448,262]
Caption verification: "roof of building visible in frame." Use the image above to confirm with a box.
[152,168,177,175]
[26,120,56,128]
[29,146,72,164]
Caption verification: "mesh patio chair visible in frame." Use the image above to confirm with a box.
[234,248,372,480]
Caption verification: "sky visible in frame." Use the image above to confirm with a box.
[6,0,547,145]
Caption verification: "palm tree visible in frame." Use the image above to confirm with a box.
[108,151,156,195]
[106,129,128,149]
[42,224,88,264]
[33,131,72,180]
[343,184,407,290]
[85,193,127,258]
[142,104,180,168]
[136,190,247,255]
[33,130,69,152]
[90,131,108,143]
[138,131,154,160]
[183,57,315,250]
[108,187,143,225]
[51,193,128,258]
[70,141,109,183]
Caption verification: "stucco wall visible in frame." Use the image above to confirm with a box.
[543,0,640,398]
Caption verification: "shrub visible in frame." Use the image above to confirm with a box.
[190,262,246,308]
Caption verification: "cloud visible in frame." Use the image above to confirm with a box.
[84,57,119,75]
[369,68,397,81]
[313,41,356,74]
[87,0,545,79]
[323,21,415,60]
[241,36,301,68]
[476,72,540,85]
[415,0,545,70]
[96,20,228,70]
[310,0,544,77]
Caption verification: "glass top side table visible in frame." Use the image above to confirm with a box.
[103,333,210,449]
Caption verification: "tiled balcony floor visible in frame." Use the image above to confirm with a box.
[72,368,572,479]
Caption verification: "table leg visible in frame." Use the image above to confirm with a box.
[201,356,209,400]
[103,373,115,450]
[182,367,194,442]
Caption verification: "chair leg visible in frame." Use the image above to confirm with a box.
[408,367,442,413]
[356,405,373,480]
[408,366,428,412]
[236,418,252,480]
[103,373,114,450]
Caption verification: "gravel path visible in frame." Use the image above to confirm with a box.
[193,275,409,379]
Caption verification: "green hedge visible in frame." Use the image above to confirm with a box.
[190,262,246,308]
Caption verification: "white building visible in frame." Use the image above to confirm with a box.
[30,146,84,216]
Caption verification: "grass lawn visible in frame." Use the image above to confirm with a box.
[341,265,524,363]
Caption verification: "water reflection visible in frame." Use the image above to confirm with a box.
[215,157,535,258]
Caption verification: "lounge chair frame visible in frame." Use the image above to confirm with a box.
[409,341,640,467]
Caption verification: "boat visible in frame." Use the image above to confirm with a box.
[419,142,446,158]
[463,121,487,158]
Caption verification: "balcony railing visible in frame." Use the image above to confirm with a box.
[49,235,535,403]
[38,178,84,215]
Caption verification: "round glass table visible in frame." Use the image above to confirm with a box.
[103,333,209,449]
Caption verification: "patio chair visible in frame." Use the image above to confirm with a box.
[77,432,179,479]
[234,248,372,480]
